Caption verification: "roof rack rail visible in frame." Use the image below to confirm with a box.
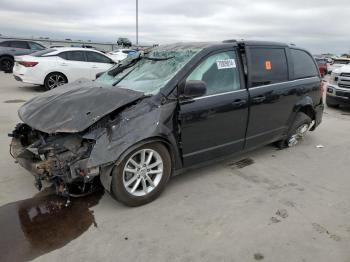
[222,39,237,43]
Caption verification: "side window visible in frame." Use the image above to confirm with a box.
[186,51,240,96]
[249,48,288,87]
[58,52,67,60]
[86,51,112,63]
[28,42,45,50]
[0,41,10,47]
[291,49,319,79]
[10,41,29,49]
[65,51,86,62]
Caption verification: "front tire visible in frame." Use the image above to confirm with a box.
[44,72,68,90]
[111,143,172,207]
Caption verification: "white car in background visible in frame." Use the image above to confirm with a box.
[327,57,350,74]
[107,49,136,62]
[13,47,116,90]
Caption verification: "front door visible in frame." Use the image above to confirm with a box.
[179,50,249,166]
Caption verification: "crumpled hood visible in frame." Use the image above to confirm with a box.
[18,79,144,134]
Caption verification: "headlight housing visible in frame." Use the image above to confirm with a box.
[329,72,340,85]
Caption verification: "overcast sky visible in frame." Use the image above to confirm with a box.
[0,0,349,54]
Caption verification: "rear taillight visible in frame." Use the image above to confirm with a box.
[18,61,38,67]
[320,80,325,96]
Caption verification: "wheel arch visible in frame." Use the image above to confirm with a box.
[99,136,181,192]
[289,96,316,130]
[0,54,14,60]
[44,71,69,83]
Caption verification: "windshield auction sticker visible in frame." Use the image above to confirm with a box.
[216,59,236,69]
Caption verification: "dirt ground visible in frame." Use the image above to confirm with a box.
[0,72,349,262]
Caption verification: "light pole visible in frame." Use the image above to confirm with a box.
[136,0,139,46]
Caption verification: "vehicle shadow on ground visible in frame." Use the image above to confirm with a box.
[18,85,46,93]
[0,186,104,262]
[325,104,350,116]
[168,144,276,189]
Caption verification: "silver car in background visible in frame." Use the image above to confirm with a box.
[0,40,46,72]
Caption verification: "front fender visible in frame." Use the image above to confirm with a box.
[87,100,180,174]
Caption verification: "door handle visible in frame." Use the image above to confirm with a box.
[232,99,247,106]
[252,96,266,103]
[60,63,68,66]
[92,65,98,68]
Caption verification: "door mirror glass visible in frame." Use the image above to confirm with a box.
[183,80,207,98]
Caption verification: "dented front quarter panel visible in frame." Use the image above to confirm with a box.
[86,99,180,191]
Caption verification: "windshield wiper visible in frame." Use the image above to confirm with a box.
[143,56,175,61]
[108,53,175,85]
[107,56,142,77]
[112,66,137,86]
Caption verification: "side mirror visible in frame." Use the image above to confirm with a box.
[95,71,105,79]
[182,80,207,99]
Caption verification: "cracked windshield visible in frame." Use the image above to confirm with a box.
[96,46,202,95]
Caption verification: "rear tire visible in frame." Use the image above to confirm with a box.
[277,112,312,149]
[44,72,68,90]
[111,142,172,207]
[0,56,14,73]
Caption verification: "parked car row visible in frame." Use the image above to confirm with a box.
[108,49,137,62]
[9,40,324,206]
[0,40,137,78]
[314,56,350,76]
[327,57,350,74]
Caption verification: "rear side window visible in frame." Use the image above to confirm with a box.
[28,42,45,50]
[187,51,241,96]
[9,41,29,49]
[249,48,288,87]
[0,41,10,47]
[64,51,86,62]
[291,49,319,79]
[86,51,111,63]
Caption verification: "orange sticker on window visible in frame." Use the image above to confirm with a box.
[265,61,272,70]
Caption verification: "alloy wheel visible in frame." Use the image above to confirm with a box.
[47,74,67,89]
[122,149,163,197]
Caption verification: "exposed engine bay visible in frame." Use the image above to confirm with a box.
[10,123,99,200]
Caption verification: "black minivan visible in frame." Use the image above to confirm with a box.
[10,40,324,206]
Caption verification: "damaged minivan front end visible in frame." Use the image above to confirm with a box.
[9,78,147,198]
[10,124,98,196]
